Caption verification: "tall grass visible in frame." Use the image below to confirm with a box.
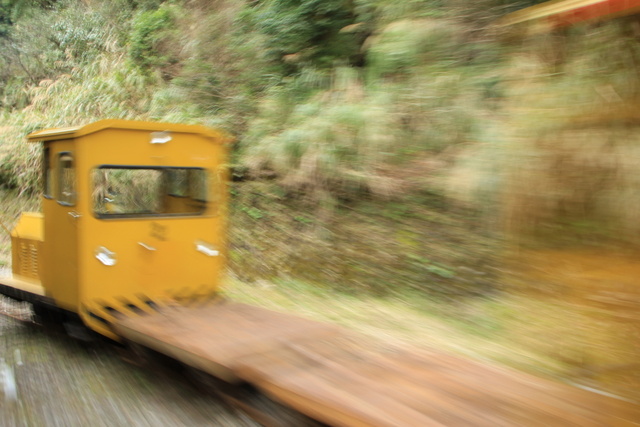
[0,0,166,194]
[0,53,159,194]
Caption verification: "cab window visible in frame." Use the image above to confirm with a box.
[93,166,208,218]
[57,153,75,205]
[43,146,52,198]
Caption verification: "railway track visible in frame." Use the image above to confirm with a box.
[182,365,324,427]
[122,338,324,427]
[0,298,320,427]
[0,297,33,323]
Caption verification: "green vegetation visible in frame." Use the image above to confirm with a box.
[0,0,532,199]
[229,180,495,297]
[129,5,176,71]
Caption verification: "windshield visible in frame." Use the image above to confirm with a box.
[92,167,207,217]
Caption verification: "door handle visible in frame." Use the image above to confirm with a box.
[138,242,157,251]
[68,211,81,219]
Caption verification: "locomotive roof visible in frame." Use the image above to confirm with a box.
[26,119,229,142]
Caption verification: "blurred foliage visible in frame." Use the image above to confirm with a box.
[0,0,638,260]
[365,19,459,78]
[0,0,638,402]
[498,22,640,245]
[249,0,360,69]
[229,181,496,298]
[129,5,177,72]
[0,0,531,197]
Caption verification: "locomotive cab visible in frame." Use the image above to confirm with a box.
[7,120,229,339]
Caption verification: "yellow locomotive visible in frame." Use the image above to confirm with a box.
[2,119,229,340]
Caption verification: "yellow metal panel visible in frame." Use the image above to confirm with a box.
[11,212,43,240]
[26,119,232,143]
[0,275,46,296]
[41,139,80,311]
[79,217,224,300]
[72,125,228,336]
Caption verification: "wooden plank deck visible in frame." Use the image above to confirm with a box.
[114,300,640,427]
[113,301,340,382]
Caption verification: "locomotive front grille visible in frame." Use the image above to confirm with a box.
[13,238,42,280]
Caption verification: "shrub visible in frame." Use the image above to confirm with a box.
[366,19,458,79]
[0,120,41,194]
[251,0,360,68]
[243,67,402,198]
[0,0,127,108]
[129,5,177,72]
[0,52,157,193]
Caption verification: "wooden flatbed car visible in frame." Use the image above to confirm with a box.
[115,300,640,426]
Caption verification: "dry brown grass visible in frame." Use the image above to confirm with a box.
[501,123,640,243]
[444,20,640,247]
[225,246,640,403]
